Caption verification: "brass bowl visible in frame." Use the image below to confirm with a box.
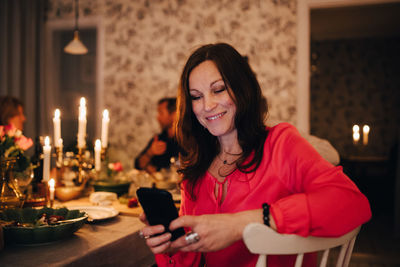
[55,186,84,202]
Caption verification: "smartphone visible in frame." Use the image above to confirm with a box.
[136,187,185,241]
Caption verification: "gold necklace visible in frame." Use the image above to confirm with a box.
[217,151,241,165]
[217,154,238,165]
[218,156,237,165]
[217,149,242,165]
[217,164,237,177]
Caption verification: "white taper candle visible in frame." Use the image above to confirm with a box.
[43,136,51,182]
[94,139,101,171]
[53,109,61,148]
[49,178,55,202]
[101,109,110,148]
[363,125,370,146]
[78,97,87,148]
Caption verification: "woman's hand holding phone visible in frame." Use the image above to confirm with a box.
[139,213,176,254]
[137,187,185,254]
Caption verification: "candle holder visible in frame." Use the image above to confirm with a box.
[55,146,63,169]
[77,147,85,183]
[101,146,108,161]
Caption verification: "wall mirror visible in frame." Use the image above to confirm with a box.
[45,18,104,151]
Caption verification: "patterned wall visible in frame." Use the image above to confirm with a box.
[47,0,297,168]
[310,37,400,159]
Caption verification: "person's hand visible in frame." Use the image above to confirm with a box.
[148,136,167,156]
[168,212,248,253]
[139,213,176,254]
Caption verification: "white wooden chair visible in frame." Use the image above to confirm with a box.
[243,223,361,267]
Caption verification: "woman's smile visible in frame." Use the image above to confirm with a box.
[206,111,227,121]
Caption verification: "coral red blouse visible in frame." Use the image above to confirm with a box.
[155,123,371,267]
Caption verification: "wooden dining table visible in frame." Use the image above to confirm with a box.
[0,197,156,267]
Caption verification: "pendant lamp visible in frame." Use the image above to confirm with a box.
[64,0,88,55]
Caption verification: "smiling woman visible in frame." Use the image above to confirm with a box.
[139,43,371,267]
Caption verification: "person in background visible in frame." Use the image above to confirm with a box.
[139,43,371,267]
[0,96,26,130]
[134,97,180,174]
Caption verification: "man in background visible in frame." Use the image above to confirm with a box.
[134,98,180,173]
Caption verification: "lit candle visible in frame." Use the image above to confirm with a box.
[43,136,51,182]
[101,109,110,148]
[53,109,61,148]
[78,97,87,148]
[352,125,360,144]
[363,125,370,146]
[94,139,101,171]
[48,178,55,202]
[353,131,360,144]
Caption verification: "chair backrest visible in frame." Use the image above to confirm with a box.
[243,223,361,267]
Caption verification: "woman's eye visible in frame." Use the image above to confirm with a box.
[214,86,226,93]
[190,95,201,100]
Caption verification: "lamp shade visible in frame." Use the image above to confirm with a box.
[64,30,88,55]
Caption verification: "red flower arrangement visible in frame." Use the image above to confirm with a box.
[0,124,33,172]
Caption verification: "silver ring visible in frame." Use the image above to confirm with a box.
[139,230,150,239]
[138,230,144,239]
[185,232,200,244]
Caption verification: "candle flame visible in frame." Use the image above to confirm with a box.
[44,136,50,146]
[352,125,359,133]
[363,125,370,134]
[54,109,60,119]
[49,178,55,189]
[80,97,86,107]
[95,139,101,148]
[103,109,109,119]
[353,132,360,142]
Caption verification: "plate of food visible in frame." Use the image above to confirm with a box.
[0,207,87,245]
[68,206,119,222]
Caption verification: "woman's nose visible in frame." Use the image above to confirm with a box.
[204,96,217,111]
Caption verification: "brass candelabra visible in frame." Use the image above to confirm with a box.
[77,147,85,183]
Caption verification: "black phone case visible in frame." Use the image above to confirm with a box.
[136,187,185,241]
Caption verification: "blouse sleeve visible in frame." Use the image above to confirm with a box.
[269,124,371,237]
[154,183,202,267]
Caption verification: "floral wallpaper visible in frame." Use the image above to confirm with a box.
[310,37,400,159]
[47,0,297,168]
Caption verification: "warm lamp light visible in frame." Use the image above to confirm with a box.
[64,31,88,55]
[64,0,88,55]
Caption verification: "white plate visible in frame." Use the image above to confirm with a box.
[69,206,119,222]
